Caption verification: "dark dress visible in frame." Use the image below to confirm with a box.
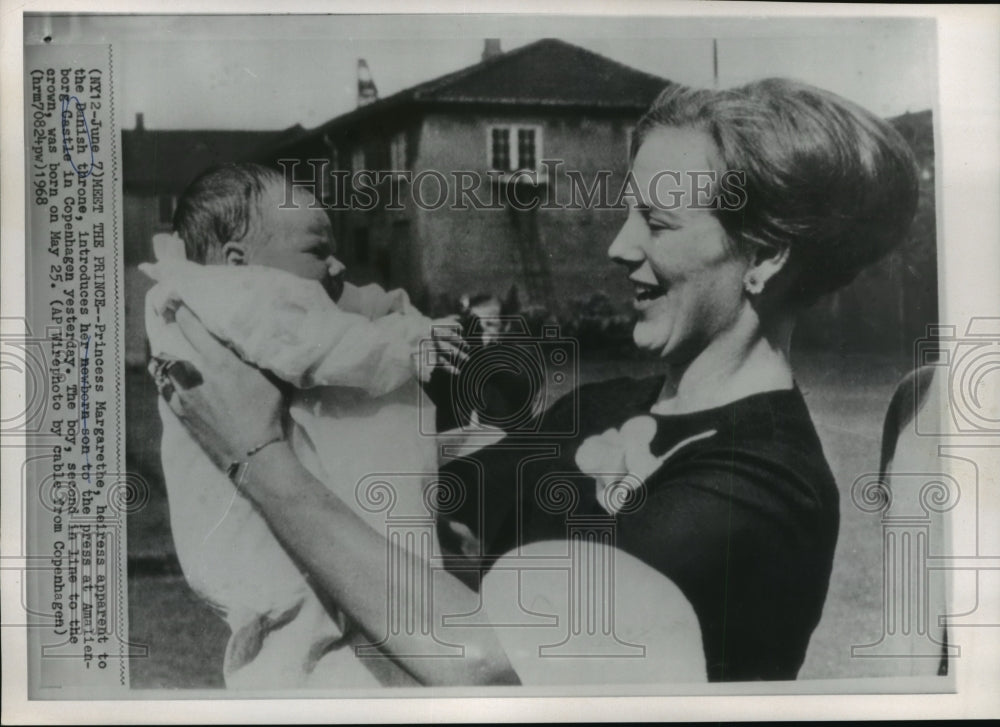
[438,375,840,682]
[424,337,536,433]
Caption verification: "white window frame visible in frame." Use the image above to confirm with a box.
[486,124,543,174]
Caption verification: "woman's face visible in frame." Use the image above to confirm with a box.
[608,127,750,362]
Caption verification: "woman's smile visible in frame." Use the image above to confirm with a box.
[631,277,667,308]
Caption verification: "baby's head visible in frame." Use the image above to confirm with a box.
[173,162,345,301]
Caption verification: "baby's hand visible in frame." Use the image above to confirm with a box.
[428,316,467,377]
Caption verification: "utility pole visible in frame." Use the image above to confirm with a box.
[357,59,378,107]
[712,39,719,88]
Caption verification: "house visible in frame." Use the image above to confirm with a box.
[255,39,672,315]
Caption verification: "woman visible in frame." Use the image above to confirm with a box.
[154,78,919,684]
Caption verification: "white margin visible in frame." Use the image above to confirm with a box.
[2,1,998,723]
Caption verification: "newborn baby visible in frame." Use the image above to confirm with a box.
[142,163,441,688]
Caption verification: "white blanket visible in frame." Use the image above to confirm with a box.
[143,258,437,688]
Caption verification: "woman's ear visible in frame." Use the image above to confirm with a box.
[743,244,790,296]
[222,241,248,266]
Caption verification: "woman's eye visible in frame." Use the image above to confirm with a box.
[638,208,678,232]
[647,220,678,232]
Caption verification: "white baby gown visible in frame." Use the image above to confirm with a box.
[142,256,438,689]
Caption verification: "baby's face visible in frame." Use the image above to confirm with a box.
[247,183,346,301]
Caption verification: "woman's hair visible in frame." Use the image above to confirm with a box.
[172,162,284,263]
[632,78,920,307]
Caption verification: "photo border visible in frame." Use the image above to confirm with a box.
[2,1,997,722]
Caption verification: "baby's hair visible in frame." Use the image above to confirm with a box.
[173,162,284,264]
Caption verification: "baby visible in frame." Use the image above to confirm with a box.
[142,163,444,688]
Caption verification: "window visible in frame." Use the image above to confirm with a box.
[625,126,635,157]
[517,128,536,171]
[490,128,511,171]
[389,132,407,171]
[488,125,541,172]
[351,146,365,173]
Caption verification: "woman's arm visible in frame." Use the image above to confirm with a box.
[160,306,518,686]
[239,441,519,686]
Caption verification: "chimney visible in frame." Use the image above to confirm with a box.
[135,112,144,132]
[357,59,378,107]
[482,39,502,62]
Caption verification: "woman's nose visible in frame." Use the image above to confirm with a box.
[607,215,645,266]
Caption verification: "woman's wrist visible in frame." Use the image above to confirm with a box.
[237,438,324,507]
[225,431,287,488]
[246,433,286,458]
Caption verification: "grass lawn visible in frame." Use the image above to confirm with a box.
[127,348,915,688]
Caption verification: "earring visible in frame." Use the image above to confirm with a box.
[744,275,763,296]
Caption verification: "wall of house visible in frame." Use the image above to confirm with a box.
[335,198,425,303]
[412,110,638,315]
[308,125,429,304]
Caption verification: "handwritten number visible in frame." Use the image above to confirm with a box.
[59,95,95,179]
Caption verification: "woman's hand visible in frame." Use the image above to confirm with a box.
[426,316,469,377]
[150,306,521,685]
[154,305,284,470]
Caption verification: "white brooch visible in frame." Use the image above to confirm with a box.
[575,416,717,515]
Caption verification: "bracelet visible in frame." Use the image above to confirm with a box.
[226,434,286,485]
[246,434,286,459]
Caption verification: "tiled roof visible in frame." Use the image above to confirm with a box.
[122,125,303,193]
[409,38,671,108]
[265,39,671,157]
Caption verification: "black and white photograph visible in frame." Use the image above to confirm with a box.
[4,2,1000,722]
